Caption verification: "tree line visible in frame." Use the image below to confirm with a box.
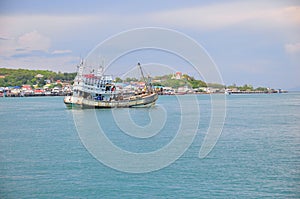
[0,68,76,87]
[115,74,207,89]
[116,74,270,91]
[0,68,271,91]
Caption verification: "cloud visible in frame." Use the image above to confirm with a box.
[0,14,108,38]
[1,2,298,41]
[0,55,78,72]
[0,30,77,71]
[17,30,51,52]
[52,50,72,54]
[0,38,15,57]
[148,2,300,30]
[0,37,10,40]
[0,30,51,57]
[285,42,300,54]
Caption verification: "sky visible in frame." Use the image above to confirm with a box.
[0,0,299,90]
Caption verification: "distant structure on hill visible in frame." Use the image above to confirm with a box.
[172,72,182,80]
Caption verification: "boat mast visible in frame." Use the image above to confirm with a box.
[77,58,84,77]
[138,63,150,93]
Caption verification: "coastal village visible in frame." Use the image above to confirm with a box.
[0,68,286,97]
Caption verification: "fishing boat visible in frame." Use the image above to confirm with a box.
[64,62,158,108]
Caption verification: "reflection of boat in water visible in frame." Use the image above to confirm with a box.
[64,62,158,108]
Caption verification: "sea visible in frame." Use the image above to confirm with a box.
[0,93,299,198]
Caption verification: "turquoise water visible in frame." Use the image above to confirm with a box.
[0,94,299,198]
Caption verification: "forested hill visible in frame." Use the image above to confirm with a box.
[0,68,76,87]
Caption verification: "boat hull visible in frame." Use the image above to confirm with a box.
[64,93,158,108]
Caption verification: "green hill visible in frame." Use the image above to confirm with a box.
[0,68,76,87]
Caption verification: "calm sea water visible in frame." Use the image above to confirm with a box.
[0,93,299,198]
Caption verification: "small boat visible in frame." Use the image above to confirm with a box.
[225,89,232,95]
[64,62,158,108]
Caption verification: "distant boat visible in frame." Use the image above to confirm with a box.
[64,62,158,108]
[225,89,232,95]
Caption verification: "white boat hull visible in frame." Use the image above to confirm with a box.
[64,93,158,108]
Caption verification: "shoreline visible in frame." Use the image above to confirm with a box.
[0,91,290,98]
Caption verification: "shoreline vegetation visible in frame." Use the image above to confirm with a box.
[0,68,287,97]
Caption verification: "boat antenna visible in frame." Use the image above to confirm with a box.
[80,58,84,66]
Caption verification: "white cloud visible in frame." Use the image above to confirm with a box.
[148,2,300,30]
[1,2,298,42]
[17,30,51,52]
[0,55,78,72]
[52,50,72,54]
[0,30,51,57]
[0,37,16,56]
[285,42,300,54]
[0,15,108,39]
[0,30,76,71]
